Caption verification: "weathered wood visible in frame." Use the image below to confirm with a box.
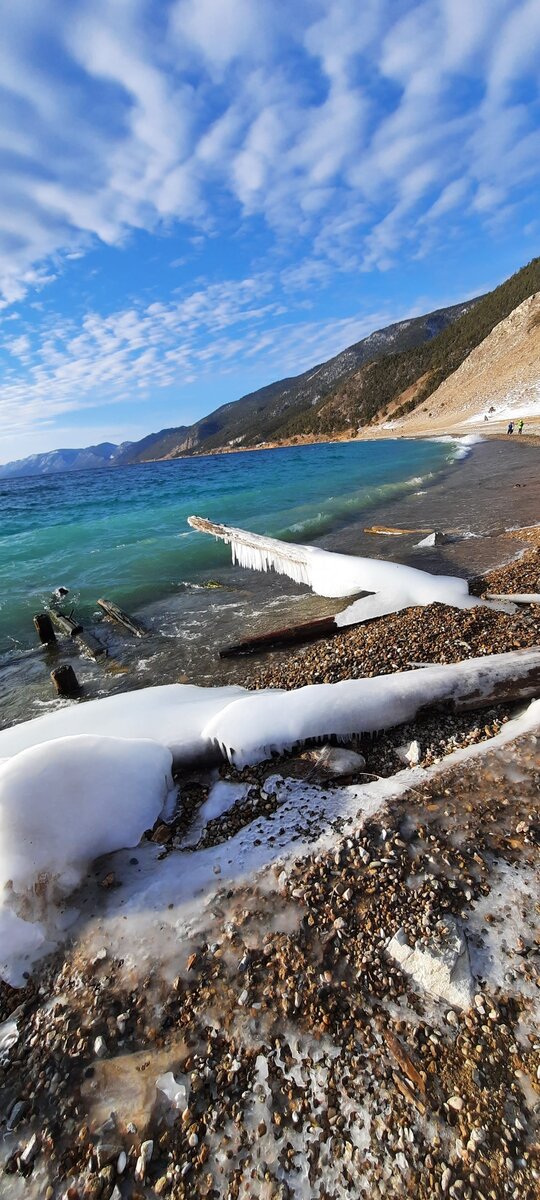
[383,1029,426,1094]
[50,664,81,698]
[452,674,540,711]
[97,598,148,637]
[485,592,540,605]
[33,613,56,645]
[50,608,83,637]
[49,607,107,659]
[77,630,108,660]
[364,525,432,536]
[413,650,540,716]
[220,615,340,657]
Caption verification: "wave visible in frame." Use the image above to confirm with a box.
[274,472,435,542]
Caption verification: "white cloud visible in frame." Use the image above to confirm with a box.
[0,0,537,308]
[0,268,402,454]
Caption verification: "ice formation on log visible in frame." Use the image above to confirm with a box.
[1,650,539,770]
[187,516,513,621]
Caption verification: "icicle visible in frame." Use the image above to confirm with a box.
[188,515,313,587]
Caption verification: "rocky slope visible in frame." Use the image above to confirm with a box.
[374,291,540,437]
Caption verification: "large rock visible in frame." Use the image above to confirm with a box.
[387,916,474,1009]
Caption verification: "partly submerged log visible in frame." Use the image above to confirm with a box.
[33,613,57,645]
[50,607,107,660]
[220,615,340,657]
[50,608,83,638]
[97,598,148,638]
[50,664,81,698]
[77,630,108,660]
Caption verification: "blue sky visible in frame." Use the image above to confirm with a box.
[0,0,539,463]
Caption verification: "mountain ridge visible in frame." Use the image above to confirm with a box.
[0,299,477,479]
[2,256,539,480]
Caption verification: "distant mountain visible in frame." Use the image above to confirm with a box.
[2,257,539,480]
[0,441,132,480]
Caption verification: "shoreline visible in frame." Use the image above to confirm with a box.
[1,438,539,733]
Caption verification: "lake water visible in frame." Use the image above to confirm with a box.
[0,438,458,656]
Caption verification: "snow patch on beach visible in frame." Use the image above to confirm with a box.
[0,735,174,985]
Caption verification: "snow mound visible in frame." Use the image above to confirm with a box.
[0,683,246,763]
[0,735,174,984]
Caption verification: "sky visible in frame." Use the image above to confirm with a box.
[0,0,539,463]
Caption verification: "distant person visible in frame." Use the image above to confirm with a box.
[507,421,514,434]
[518,419,524,434]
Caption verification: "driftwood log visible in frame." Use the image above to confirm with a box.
[485,593,540,605]
[364,525,432,536]
[220,615,341,657]
[97,598,148,638]
[49,608,107,660]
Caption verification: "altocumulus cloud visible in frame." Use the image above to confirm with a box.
[0,0,539,452]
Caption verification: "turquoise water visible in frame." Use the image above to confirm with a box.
[0,439,456,654]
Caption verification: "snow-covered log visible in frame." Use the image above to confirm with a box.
[0,649,539,769]
[187,516,516,621]
[201,647,540,766]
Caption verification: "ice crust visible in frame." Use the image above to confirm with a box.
[1,667,539,983]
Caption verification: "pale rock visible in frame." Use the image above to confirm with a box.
[387,917,474,1009]
[135,1139,153,1182]
[306,745,366,776]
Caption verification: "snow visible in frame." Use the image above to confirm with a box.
[1,652,538,777]
[465,383,540,425]
[0,682,246,763]
[201,652,540,766]
[56,696,540,995]
[1,661,539,984]
[0,735,174,984]
[181,779,250,848]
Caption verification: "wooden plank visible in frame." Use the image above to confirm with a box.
[220,615,340,657]
[97,598,148,638]
[50,608,83,637]
[77,630,108,660]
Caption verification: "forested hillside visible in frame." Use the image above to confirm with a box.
[281,257,540,440]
